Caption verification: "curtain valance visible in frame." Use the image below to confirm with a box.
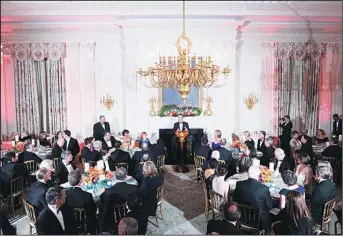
[1,43,66,61]
[273,42,326,61]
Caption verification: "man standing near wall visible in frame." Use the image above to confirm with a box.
[93,115,111,141]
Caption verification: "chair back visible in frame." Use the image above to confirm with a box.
[113,203,129,225]
[10,176,24,197]
[114,162,129,170]
[194,156,205,168]
[201,180,209,202]
[237,204,261,233]
[53,158,62,168]
[22,199,37,226]
[218,160,226,165]
[322,198,336,225]
[156,184,164,205]
[157,154,165,169]
[24,160,39,174]
[209,189,224,214]
[322,157,341,183]
[73,208,87,234]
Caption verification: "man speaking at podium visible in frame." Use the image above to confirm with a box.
[172,115,190,172]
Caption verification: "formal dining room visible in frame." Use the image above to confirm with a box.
[1,1,342,235]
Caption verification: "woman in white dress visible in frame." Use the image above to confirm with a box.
[212,165,231,200]
[295,152,313,196]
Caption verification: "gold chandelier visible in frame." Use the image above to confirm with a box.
[137,1,231,103]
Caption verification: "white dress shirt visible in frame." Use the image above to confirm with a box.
[179,123,183,131]
[65,137,70,150]
[106,140,112,148]
[48,205,65,231]
[101,123,105,130]
[62,160,73,173]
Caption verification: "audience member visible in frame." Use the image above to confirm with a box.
[148,133,165,162]
[217,139,233,166]
[17,143,42,164]
[118,217,138,235]
[63,130,80,157]
[279,170,305,209]
[244,131,255,147]
[321,137,342,158]
[212,165,230,198]
[195,137,212,160]
[261,137,275,167]
[55,150,76,185]
[274,148,295,173]
[290,131,302,150]
[139,132,151,148]
[257,131,267,153]
[295,153,313,196]
[315,129,329,144]
[0,196,16,235]
[38,131,51,147]
[52,138,65,159]
[108,141,130,171]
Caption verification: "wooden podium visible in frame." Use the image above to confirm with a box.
[174,130,190,173]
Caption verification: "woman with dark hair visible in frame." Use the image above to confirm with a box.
[38,131,51,147]
[315,129,329,144]
[272,191,312,235]
[204,158,219,180]
[53,131,63,145]
[212,165,230,198]
[122,129,132,150]
[279,170,305,209]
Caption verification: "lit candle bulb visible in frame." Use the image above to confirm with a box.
[15,135,19,142]
[32,139,35,146]
[11,141,15,147]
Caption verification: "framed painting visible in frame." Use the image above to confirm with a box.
[158,86,203,110]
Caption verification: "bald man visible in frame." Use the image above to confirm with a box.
[118,217,138,235]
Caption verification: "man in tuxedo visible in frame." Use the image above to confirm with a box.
[332,114,342,136]
[102,131,120,152]
[17,143,42,164]
[108,141,130,171]
[279,115,293,156]
[36,186,78,235]
[55,151,76,185]
[148,134,165,163]
[261,137,275,167]
[311,164,336,225]
[81,137,99,164]
[172,115,190,165]
[65,170,97,234]
[257,131,267,153]
[244,131,255,147]
[27,167,51,216]
[173,114,190,132]
[52,138,65,160]
[99,168,138,233]
[93,115,111,141]
[0,152,29,198]
[63,130,80,157]
[233,166,273,231]
[321,138,342,158]
[207,202,240,235]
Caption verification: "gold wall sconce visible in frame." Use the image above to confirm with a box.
[100,94,116,111]
[148,95,158,116]
[244,93,259,110]
[203,96,213,116]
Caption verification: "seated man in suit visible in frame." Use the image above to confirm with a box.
[261,137,275,167]
[55,150,76,185]
[99,168,138,233]
[148,134,165,163]
[65,169,97,234]
[118,217,138,235]
[257,131,267,153]
[233,166,273,231]
[139,132,151,149]
[311,162,336,225]
[321,138,342,159]
[17,143,42,164]
[81,137,101,166]
[52,138,65,160]
[27,167,51,216]
[217,139,233,166]
[93,115,111,141]
[207,202,240,235]
[0,152,29,198]
[36,186,78,235]
[195,137,212,160]
[63,130,80,158]
[132,143,149,172]
[244,131,255,148]
[108,141,130,171]
[102,131,121,152]
[126,197,149,235]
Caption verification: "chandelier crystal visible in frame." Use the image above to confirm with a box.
[137,1,231,103]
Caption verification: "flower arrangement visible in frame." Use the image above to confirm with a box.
[260,166,272,183]
[12,142,25,153]
[159,105,202,117]
[83,168,113,184]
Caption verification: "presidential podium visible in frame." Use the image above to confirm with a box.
[159,128,204,165]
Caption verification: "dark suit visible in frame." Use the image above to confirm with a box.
[207,219,240,235]
[101,137,120,152]
[139,175,164,215]
[149,143,166,163]
[233,178,273,230]
[52,144,63,159]
[245,139,255,148]
[298,135,313,146]
[0,162,29,198]
[63,137,80,157]
[299,142,314,158]
[322,145,342,159]
[17,151,42,164]
[99,182,138,232]
[261,146,275,167]
[81,146,102,165]
[126,208,149,235]
[173,121,190,132]
[195,145,212,160]
[279,121,293,155]
[39,138,51,147]
[27,181,49,216]
[93,121,111,141]
[65,187,97,234]
[217,146,233,166]
[332,119,342,136]
[257,139,267,153]
[0,211,16,235]
[311,180,336,225]
[55,162,76,185]
[36,204,78,235]
[108,149,130,171]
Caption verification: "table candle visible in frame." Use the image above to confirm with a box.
[253,158,260,166]
[84,163,90,172]
[339,135,342,141]
[32,139,35,146]
[15,135,19,141]
[11,141,15,147]
[99,174,105,181]
[269,162,274,171]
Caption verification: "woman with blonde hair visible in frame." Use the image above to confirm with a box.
[295,153,313,196]
[139,161,164,215]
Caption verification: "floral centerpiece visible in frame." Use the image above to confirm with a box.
[12,142,25,153]
[83,168,113,184]
[260,166,272,183]
[159,104,202,117]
